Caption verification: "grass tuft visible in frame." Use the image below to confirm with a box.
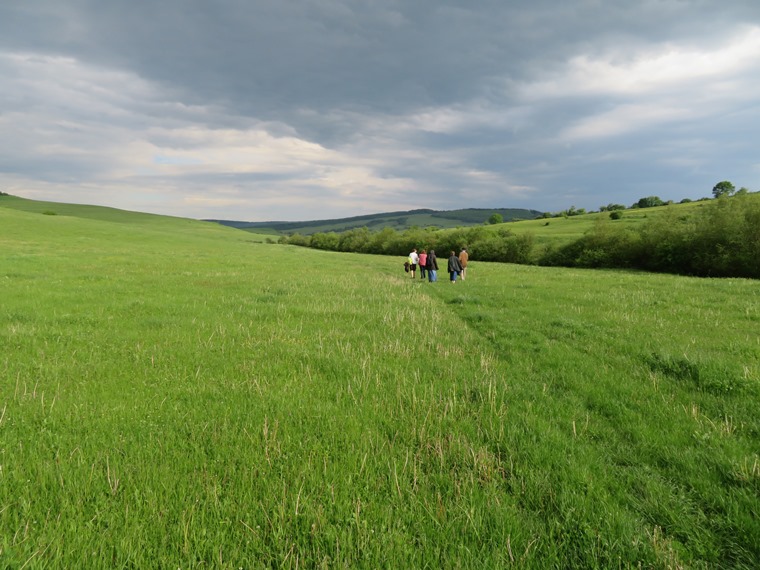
[646,353,749,395]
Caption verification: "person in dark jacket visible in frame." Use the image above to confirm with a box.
[426,250,438,282]
[447,251,462,283]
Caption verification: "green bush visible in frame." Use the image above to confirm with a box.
[309,231,340,251]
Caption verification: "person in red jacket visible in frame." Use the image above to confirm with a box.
[418,250,428,280]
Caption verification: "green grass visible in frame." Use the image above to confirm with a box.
[0,194,188,225]
[1,200,759,568]
[501,199,724,248]
[0,195,274,243]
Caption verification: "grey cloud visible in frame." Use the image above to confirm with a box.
[6,1,758,120]
[1,1,759,219]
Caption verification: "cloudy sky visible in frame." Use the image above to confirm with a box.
[1,1,759,221]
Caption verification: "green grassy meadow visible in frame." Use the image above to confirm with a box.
[1,200,759,568]
[503,200,719,248]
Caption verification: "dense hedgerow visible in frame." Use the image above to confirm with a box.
[280,225,536,264]
[542,194,760,278]
[282,194,760,278]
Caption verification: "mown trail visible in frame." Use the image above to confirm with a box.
[422,262,760,569]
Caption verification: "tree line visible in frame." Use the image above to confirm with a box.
[279,192,760,279]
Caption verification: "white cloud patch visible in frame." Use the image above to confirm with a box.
[528,26,760,99]
[525,26,760,143]
[0,51,427,219]
[560,103,691,140]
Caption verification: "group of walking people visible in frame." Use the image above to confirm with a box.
[405,248,469,283]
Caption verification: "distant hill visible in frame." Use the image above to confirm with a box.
[206,207,544,235]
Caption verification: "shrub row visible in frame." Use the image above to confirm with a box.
[281,194,760,278]
[542,194,760,278]
[280,225,535,265]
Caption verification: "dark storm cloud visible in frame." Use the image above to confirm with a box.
[1,1,759,219]
[4,1,756,118]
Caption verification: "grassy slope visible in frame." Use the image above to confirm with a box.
[0,195,274,243]
[0,195,183,225]
[1,201,759,568]
[499,199,728,248]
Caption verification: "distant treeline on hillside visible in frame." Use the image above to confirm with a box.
[280,194,760,279]
[207,207,543,234]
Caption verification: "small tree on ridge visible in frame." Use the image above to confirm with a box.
[712,180,735,198]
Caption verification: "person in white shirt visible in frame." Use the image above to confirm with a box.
[408,249,419,279]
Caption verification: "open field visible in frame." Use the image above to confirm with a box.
[1,201,759,568]
[501,200,722,248]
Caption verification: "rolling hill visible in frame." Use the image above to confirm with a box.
[0,194,275,242]
[206,207,544,235]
